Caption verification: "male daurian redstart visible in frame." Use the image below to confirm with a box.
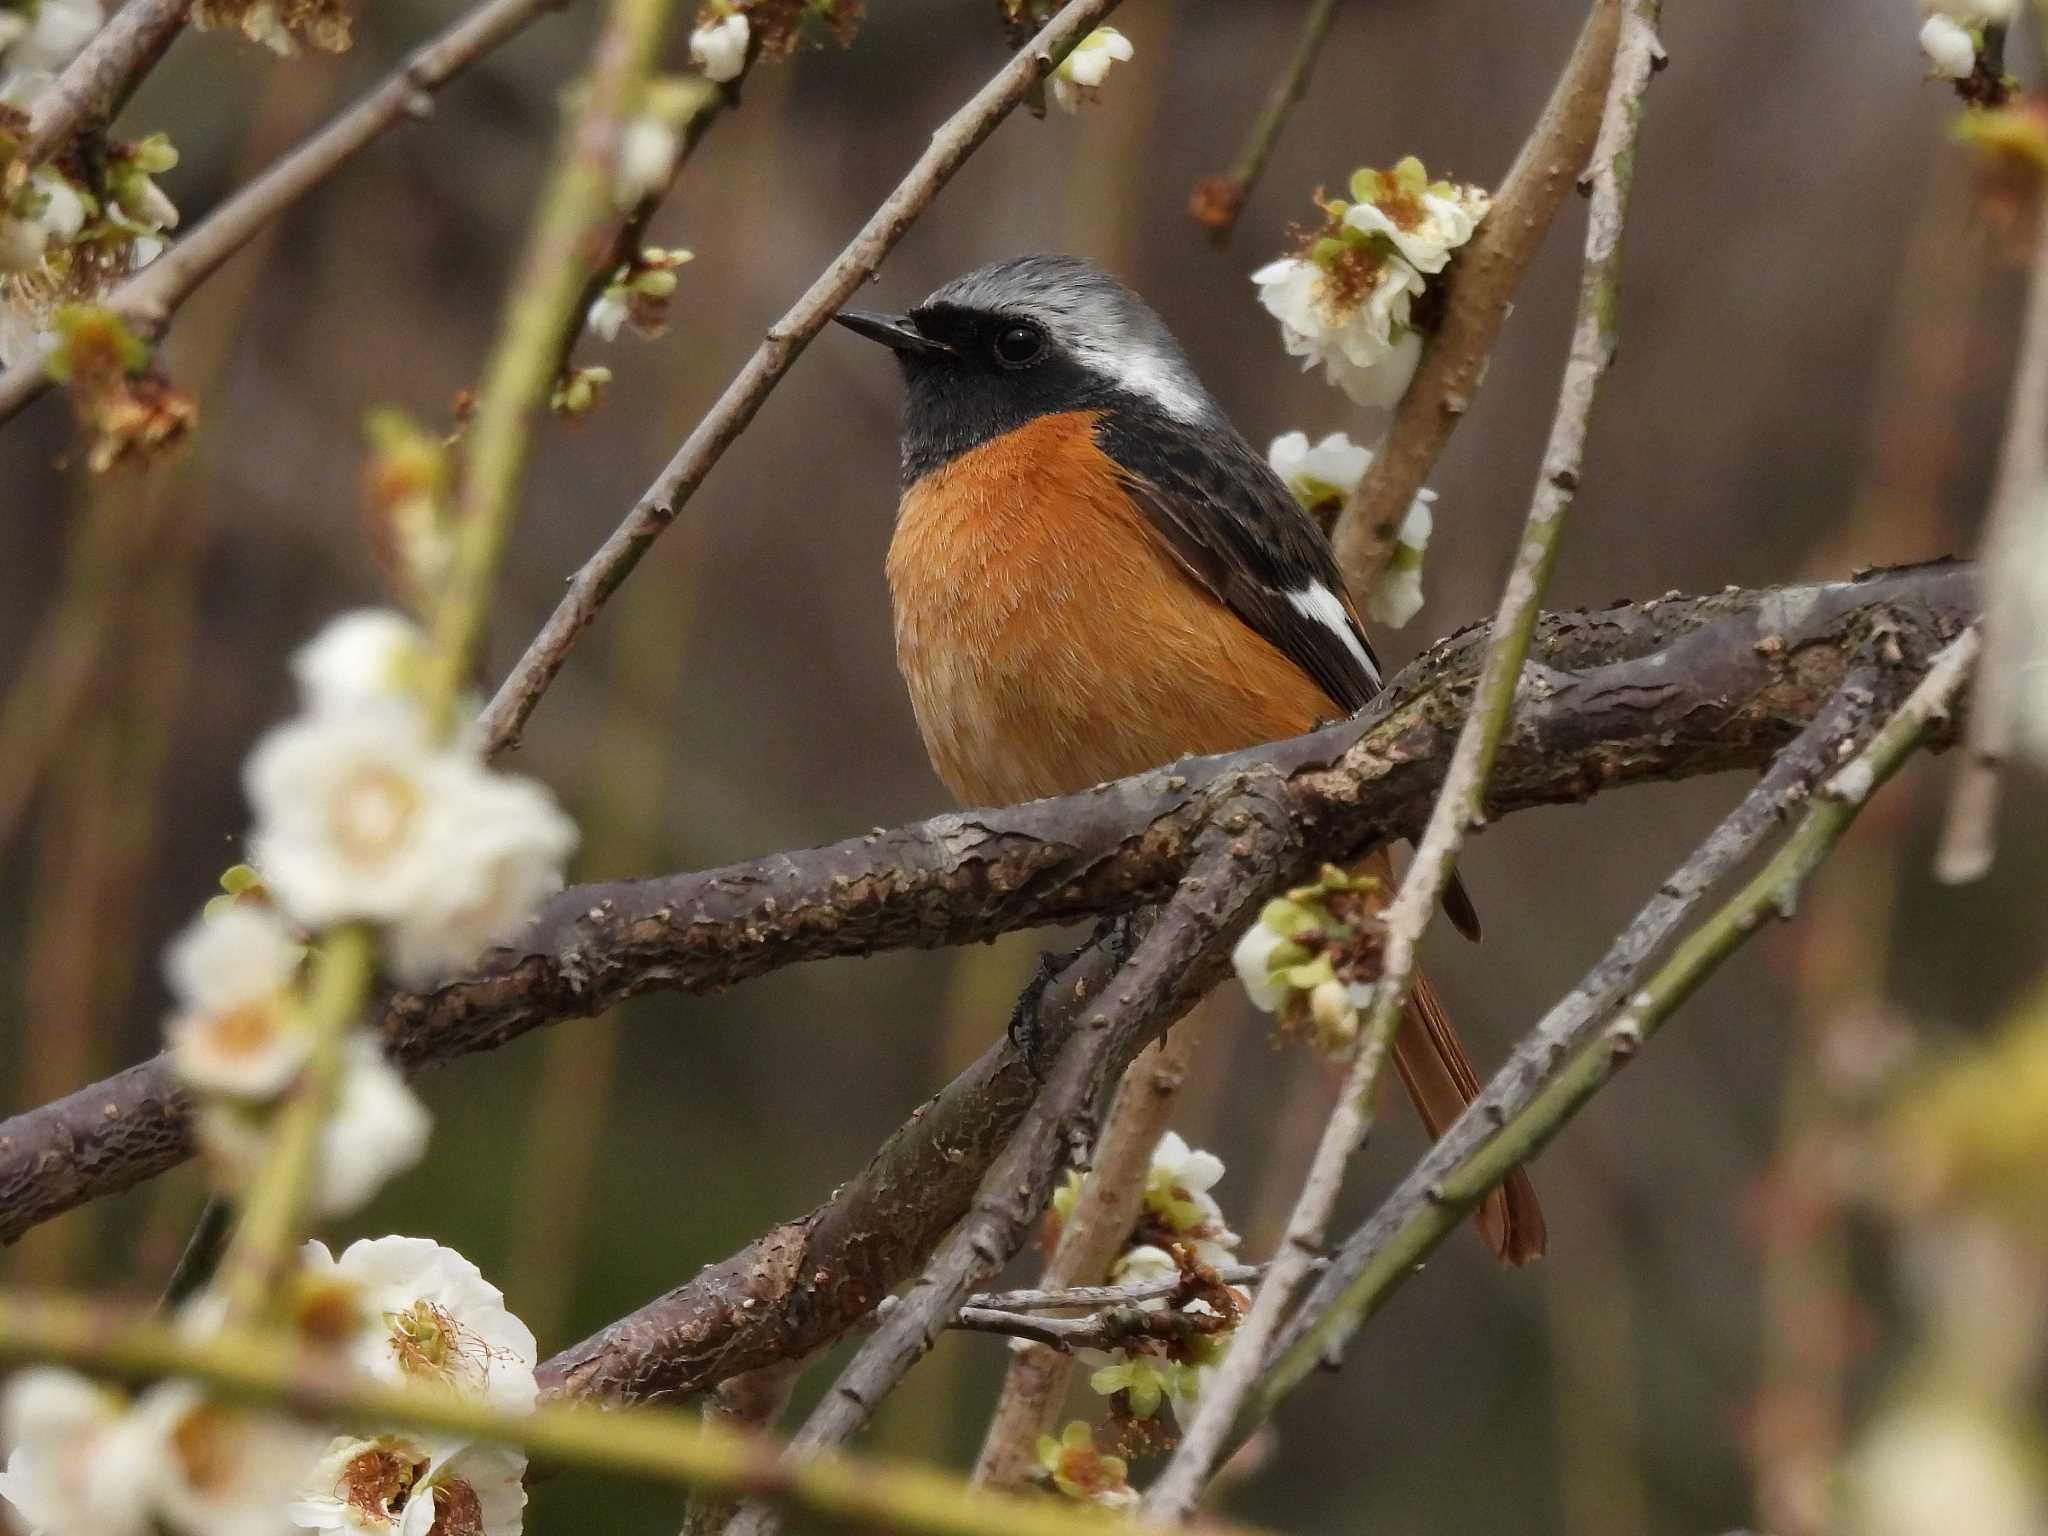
[835,254,1544,1266]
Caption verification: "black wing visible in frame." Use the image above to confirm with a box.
[1094,412,1484,942]
[1094,415,1383,714]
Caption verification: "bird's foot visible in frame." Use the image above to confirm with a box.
[1007,913,1137,1077]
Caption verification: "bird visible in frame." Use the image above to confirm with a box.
[833,253,1544,1266]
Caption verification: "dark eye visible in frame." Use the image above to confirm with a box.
[993,323,1044,367]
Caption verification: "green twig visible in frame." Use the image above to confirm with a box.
[212,925,377,1318]
[1152,5,1665,1500]
[423,0,682,729]
[1250,627,1980,1416]
[0,1287,1276,1536]
[1190,0,1341,246]
[215,0,679,1316]
[1344,0,1663,1181]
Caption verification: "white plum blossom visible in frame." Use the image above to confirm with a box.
[688,9,747,83]
[614,116,679,204]
[1366,489,1436,629]
[1142,1130,1239,1268]
[381,763,576,985]
[246,705,452,932]
[0,169,89,275]
[1340,161,1490,277]
[135,1383,323,1536]
[1847,1402,2043,1536]
[163,904,309,1098]
[199,1033,429,1215]
[1255,157,1487,409]
[1253,251,1424,408]
[1230,919,1291,1012]
[297,1236,538,1413]
[1920,13,1979,76]
[1265,429,1439,628]
[1922,0,2017,22]
[289,1434,525,1536]
[0,1370,168,1536]
[0,0,103,79]
[1267,429,1370,511]
[586,290,629,342]
[1050,26,1133,113]
[292,610,426,718]
[247,612,577,983]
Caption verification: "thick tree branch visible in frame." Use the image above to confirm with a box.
[527,566,1973,1410]
[0,564,1977,1255]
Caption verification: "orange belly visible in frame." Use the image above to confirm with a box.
[886,410,1337,807]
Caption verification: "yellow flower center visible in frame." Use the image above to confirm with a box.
[169,1405,239,1495]
[205,999,282,1059]
[340,1445,425,1526]
[329,765,421,866]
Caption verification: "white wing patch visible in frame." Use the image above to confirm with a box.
[1288,582,1379,692]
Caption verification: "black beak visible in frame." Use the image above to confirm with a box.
[833,309,953,358]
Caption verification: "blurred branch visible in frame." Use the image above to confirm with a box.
[1934,208,2048,881]
[0,565,1978,1252]
[22,0,195,164]
[0,0,567,423]
[726,835,1269,1536]
[1256,626,1981,1420]
[0,1288,1275,1536]
[1187,0,1341,245]
[420,0,678,723]
[474,0,1129,755]
[1329,0,1621,597]
[972,1014,1206,1486]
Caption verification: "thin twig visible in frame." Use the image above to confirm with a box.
[1328,0,1621,600]
[0,568,1980,1256]
[0,1287,1278,1536]
[0,0,567,423]
[972,1015,1207,1486]
[1151,6,1665,1511]
[968,1260,1289,1314]
[953,1302,1207,1352]
[1254,629,1980,1419]
[1187,0,1341,246]
[1933,210,2048,881]
[22,0,196,164]
[726,827,1290,1536]
[552,83,728,382]
[473,0,1128,755]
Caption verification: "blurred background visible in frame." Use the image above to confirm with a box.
[3,1,2045,1532]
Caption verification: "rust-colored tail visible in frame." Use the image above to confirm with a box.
[1392,970,1547,1265]
[1353,847,1544,1265]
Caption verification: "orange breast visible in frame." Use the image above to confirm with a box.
[886,410,1337,807]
